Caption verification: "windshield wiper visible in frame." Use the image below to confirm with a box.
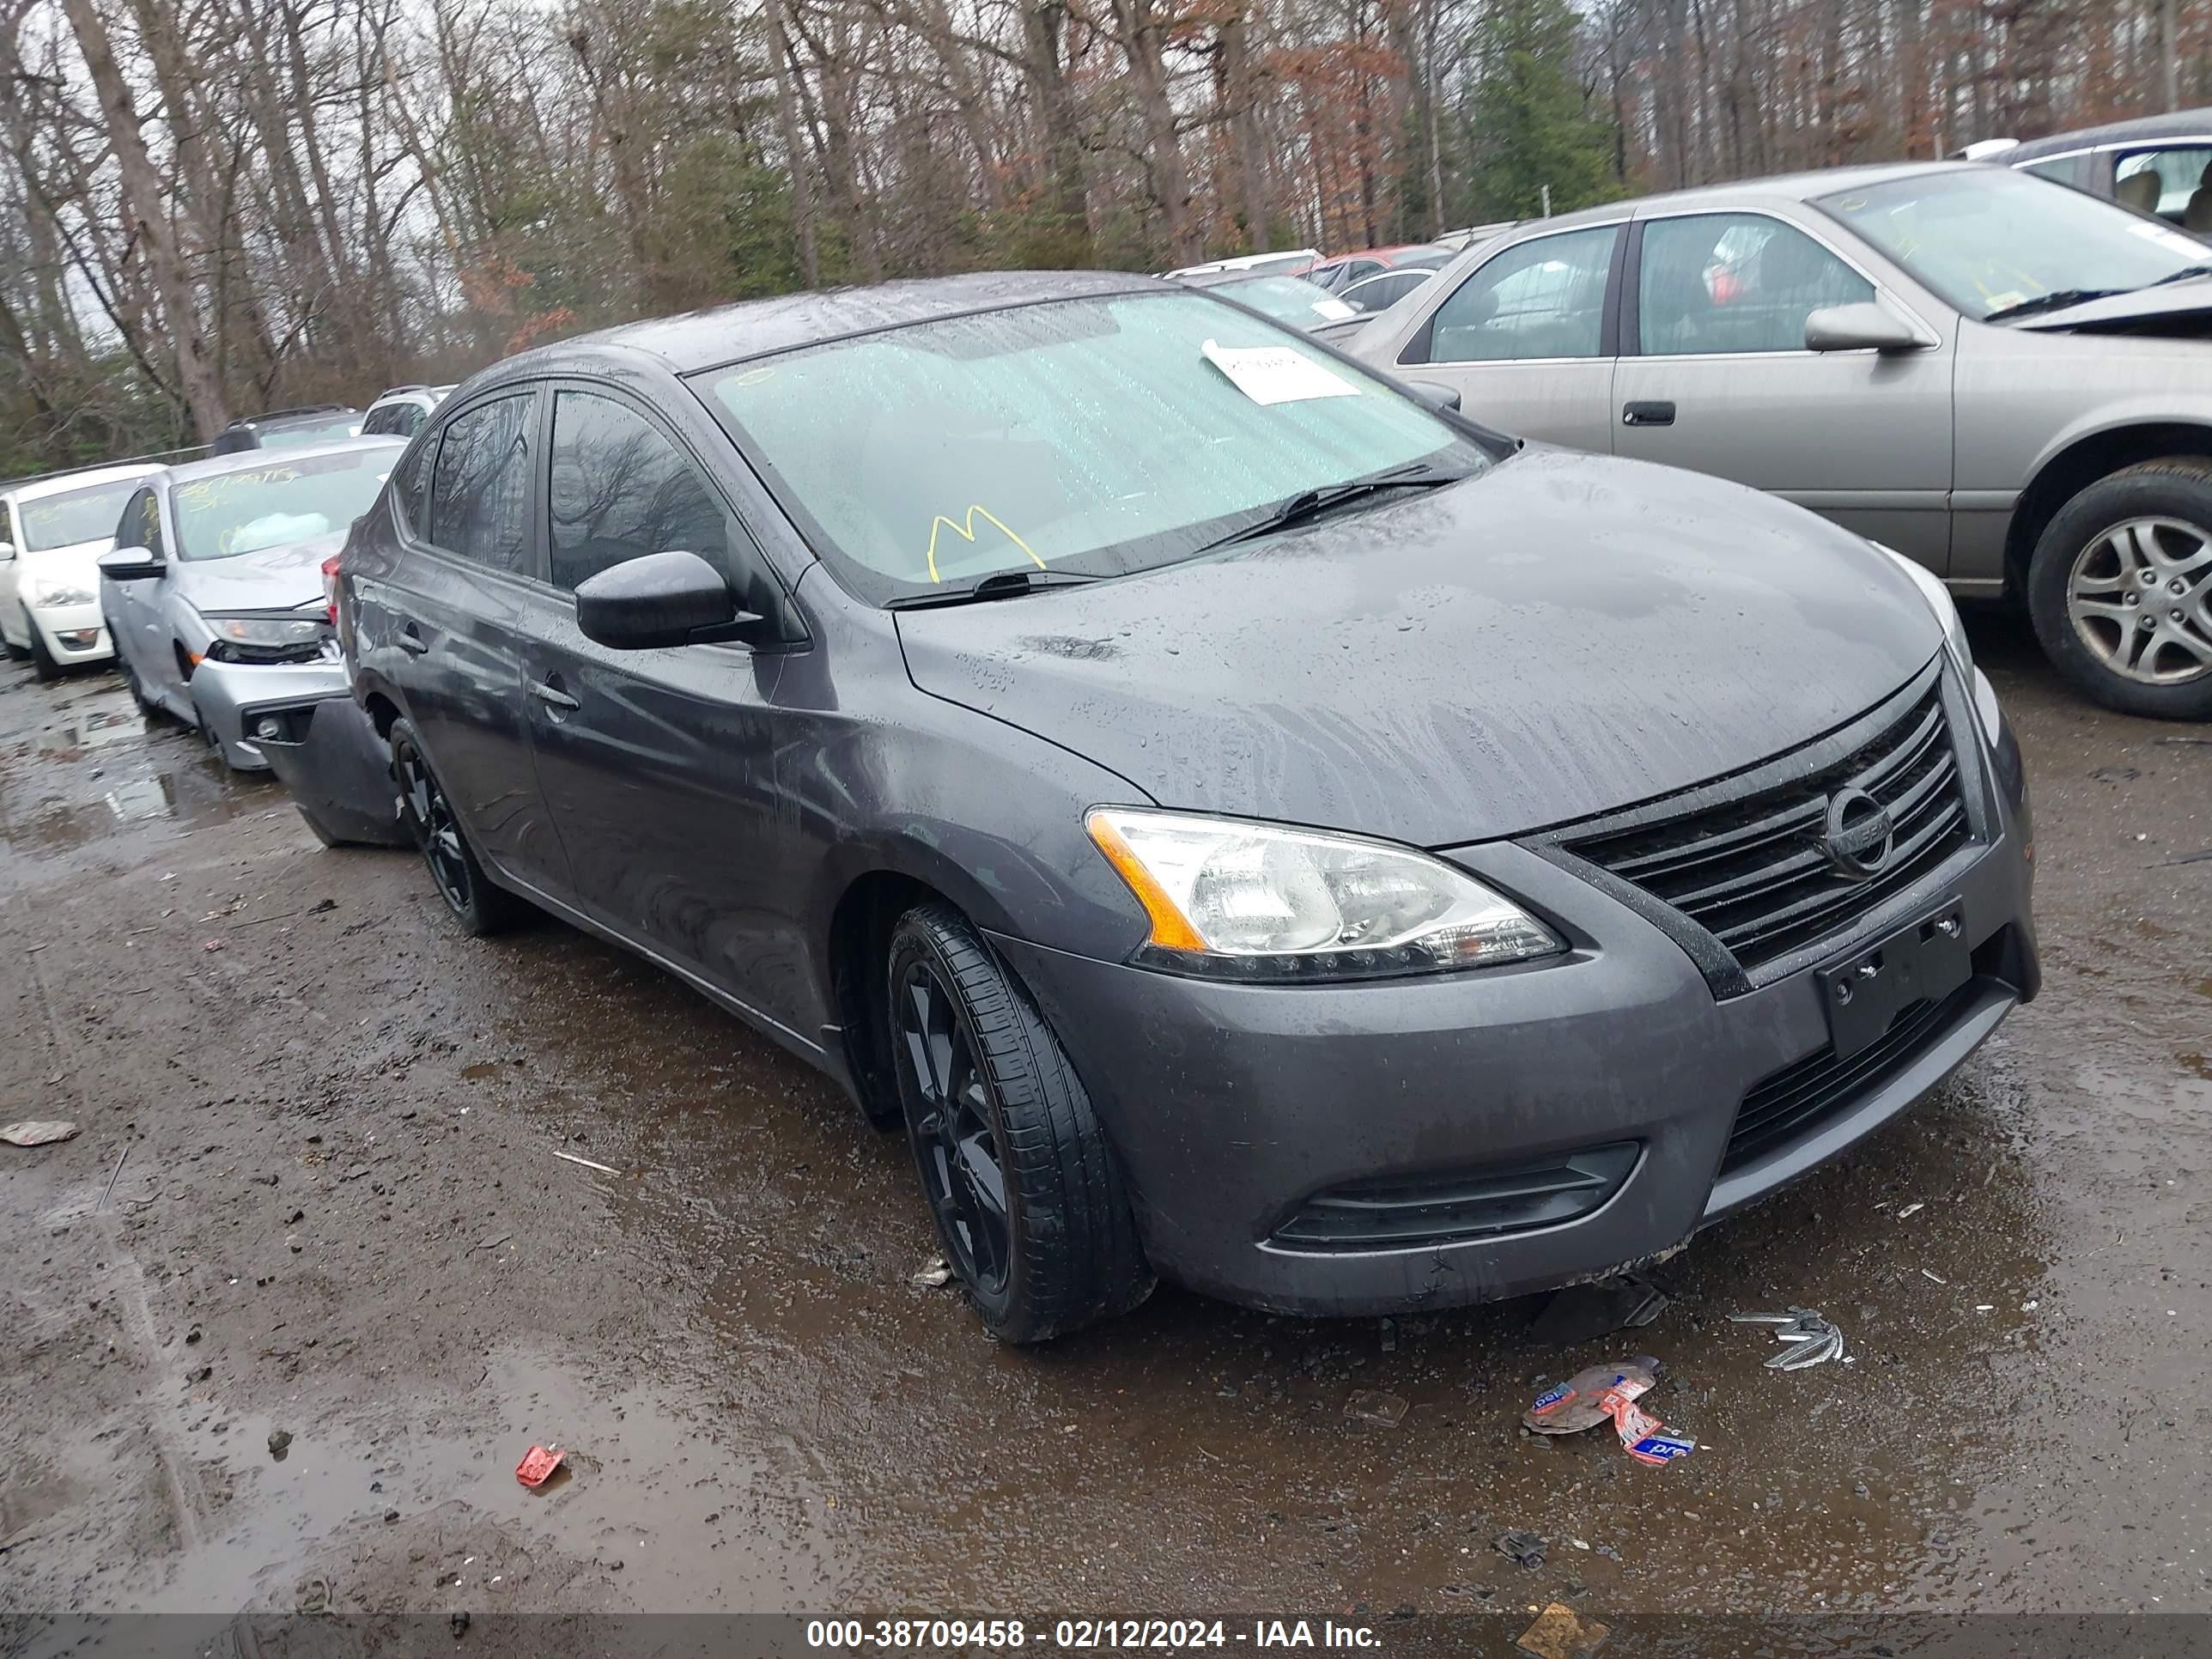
[885,568,1099,610]
[1984,288,2128,323]
[2145,262,2212,289]
[1191,462,1467,555]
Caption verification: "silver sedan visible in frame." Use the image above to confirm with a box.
[1350,161,2212,719]
[97,439,402,767]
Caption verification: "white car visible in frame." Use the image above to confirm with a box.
[1161,248,1322,280]
[360,383,456,440]
[0,461,167,676]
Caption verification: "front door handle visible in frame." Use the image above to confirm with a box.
[531,678,580,712]
[1622,400,1676,428]
[398,623,429,655]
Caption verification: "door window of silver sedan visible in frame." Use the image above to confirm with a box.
[1423,225,1617,362]
[1638,214,1873,355]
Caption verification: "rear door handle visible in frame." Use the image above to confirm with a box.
[531,678,580,712]
[1622,400,1676,428]
[398,623,429,655]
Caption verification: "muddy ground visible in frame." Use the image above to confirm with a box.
[1,614,2208,1635]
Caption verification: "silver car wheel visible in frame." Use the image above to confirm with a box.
[2065,516,2212,686]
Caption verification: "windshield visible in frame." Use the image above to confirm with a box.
[257,416,361,449]
[16,479,144,550]
[1212,276,1357,327]
[173,447,394,562]
[697,291,1485,603]
[1814,167,2209,320]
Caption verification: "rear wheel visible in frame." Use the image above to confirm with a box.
[2028,460,2212,720]
[886,902,1151,1343]
[390,717,521,935]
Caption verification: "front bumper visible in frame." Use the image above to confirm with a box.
[28,601,113,665]
[190,655,348,770]
[994,704,2039,1319]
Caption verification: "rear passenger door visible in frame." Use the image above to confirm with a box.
[1383,222,1625,452]
[518,384,815,1030]
[367,389,573,895]
[1611,209,1956,570]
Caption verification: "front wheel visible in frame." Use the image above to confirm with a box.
[390,717,521,935]
[886,902,1152,1343]
[2028,460,2212,720]
[28,624,61,681]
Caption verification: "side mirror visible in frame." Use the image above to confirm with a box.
[0,540,15,562]
[1805,301,1929,354]
[575,550,762,651]
[1405,380,1463,413]
[99,545,166,581]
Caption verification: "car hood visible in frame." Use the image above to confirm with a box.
[170,532,343,613]
[895,449,1943,847]
[20,537,114,593]
[2014,276,2212,335]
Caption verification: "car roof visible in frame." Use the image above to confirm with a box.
[225,406,357,431]
[1179,269,1321,289]
[3,461,167,503]
[2004,106,2212,161]
[478,270,1170,381]
[156,436,404,487]
[1512,160,1974,234]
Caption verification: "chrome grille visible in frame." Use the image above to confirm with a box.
[1560,681,1973,975]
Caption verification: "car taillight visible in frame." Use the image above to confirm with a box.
[321,553,341,624]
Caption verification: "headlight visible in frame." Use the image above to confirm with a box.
[1085,808,1564,981]
[31,579,95,607]
[205,616,324,649]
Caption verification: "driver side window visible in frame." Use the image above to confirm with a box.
[125,489,163,557]
[1418,226,1619,364]
[547,391,739,592]
[1637,214,1873,356]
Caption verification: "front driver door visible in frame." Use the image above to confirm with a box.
[518,385,815,1036]
[1611,209,1956,571]
[1382,222,1624,452]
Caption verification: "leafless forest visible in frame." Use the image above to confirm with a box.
[0,0,2203,471]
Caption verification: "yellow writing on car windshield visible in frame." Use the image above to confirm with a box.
[922,506,1045,584]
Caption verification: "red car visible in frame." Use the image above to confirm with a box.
[1303,243,1455,293]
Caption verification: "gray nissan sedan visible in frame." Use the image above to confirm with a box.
[340,273,2039,1341]
[1348,161,2212,720]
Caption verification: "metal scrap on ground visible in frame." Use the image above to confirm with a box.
[1730,1307,1846,1369]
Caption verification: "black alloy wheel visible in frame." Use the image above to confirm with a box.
[389,716,518,935]
[896,955,1014,1297]
[885,902,1152,1343]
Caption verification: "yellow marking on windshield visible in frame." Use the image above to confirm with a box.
[922,505,1046,584]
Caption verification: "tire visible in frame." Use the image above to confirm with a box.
[29,624,61,681]
[388,716,521,935]
[117,651,155,715]
[2027,459,2212,720]
[886,902,1152,1343]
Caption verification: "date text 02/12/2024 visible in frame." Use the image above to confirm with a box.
[803,1620,1382,1650]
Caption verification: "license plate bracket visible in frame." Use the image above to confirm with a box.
[1816,900,1971,1060]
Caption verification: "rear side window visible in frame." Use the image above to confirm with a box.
[547,392,734,591]
[1419,226,1618,363]
[428,395,534,573]
[363,401,423,438]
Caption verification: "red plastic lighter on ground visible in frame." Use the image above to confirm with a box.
[516,1443,566,1487]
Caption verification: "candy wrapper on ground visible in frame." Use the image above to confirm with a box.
[1523,1358,1695,1464]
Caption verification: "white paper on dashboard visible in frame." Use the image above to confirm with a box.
[1200,338,1360,405]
